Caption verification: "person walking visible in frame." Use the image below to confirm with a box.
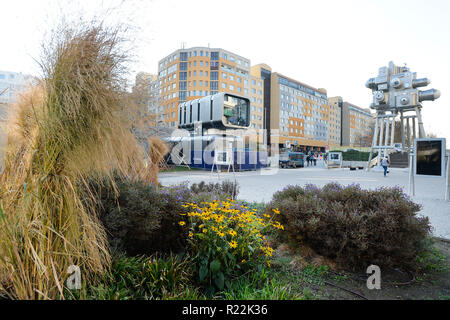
[381,156,390,177]
[313,154,317,166]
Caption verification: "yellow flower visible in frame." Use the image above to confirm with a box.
[179,221,186,226]
[217,232,225,237]
[229,241,238,248]
[202,228,207,233]
[241,259,247,263]
[188,232,194,238]
[273,208,280,215]
[228,230,237,237]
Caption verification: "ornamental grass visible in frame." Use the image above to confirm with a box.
[0,20,164,299]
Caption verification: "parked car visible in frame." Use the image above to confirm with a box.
[279,152,305,168]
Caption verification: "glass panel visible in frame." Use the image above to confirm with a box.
[223,94,249,127]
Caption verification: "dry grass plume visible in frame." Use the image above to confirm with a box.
[0,20,163,299]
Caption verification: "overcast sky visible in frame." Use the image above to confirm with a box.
[1,0,449,140]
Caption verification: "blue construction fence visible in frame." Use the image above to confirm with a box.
[188,150,268,171]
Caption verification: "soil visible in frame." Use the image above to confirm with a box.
[275,238,450,300]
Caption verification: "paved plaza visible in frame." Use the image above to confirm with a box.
[159,162,450,239]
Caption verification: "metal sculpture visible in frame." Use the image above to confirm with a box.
[366,61,440,170]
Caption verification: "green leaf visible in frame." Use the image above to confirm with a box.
[214,272,225,290]
[205,285,215,297]
[0,205,6,222]
[226,252,236,264]
[199,265,208,282]
[210,259,221,274]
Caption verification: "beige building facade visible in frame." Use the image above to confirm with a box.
[328,96,374,147]
[157,47,252,128]
[150,48,376,151]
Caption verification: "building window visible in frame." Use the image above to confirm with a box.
[210,61,219,70]
[211,52,219,60]
[210,82,218,90]
[222,72,227,79]
[221,83,226,88]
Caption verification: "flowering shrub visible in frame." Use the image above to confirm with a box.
[89,177,189,255]
[267,183,431,271]
[87,176,241,256]
[190,180,239,200]
[180,200,282,294]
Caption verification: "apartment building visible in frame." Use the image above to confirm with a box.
[151,48,377,152]
[328,96,374,147]
[157,47,252,128]
[327,96,342,147]
[0,71,35,121]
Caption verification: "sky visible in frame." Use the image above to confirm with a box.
[1,0,449,140]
